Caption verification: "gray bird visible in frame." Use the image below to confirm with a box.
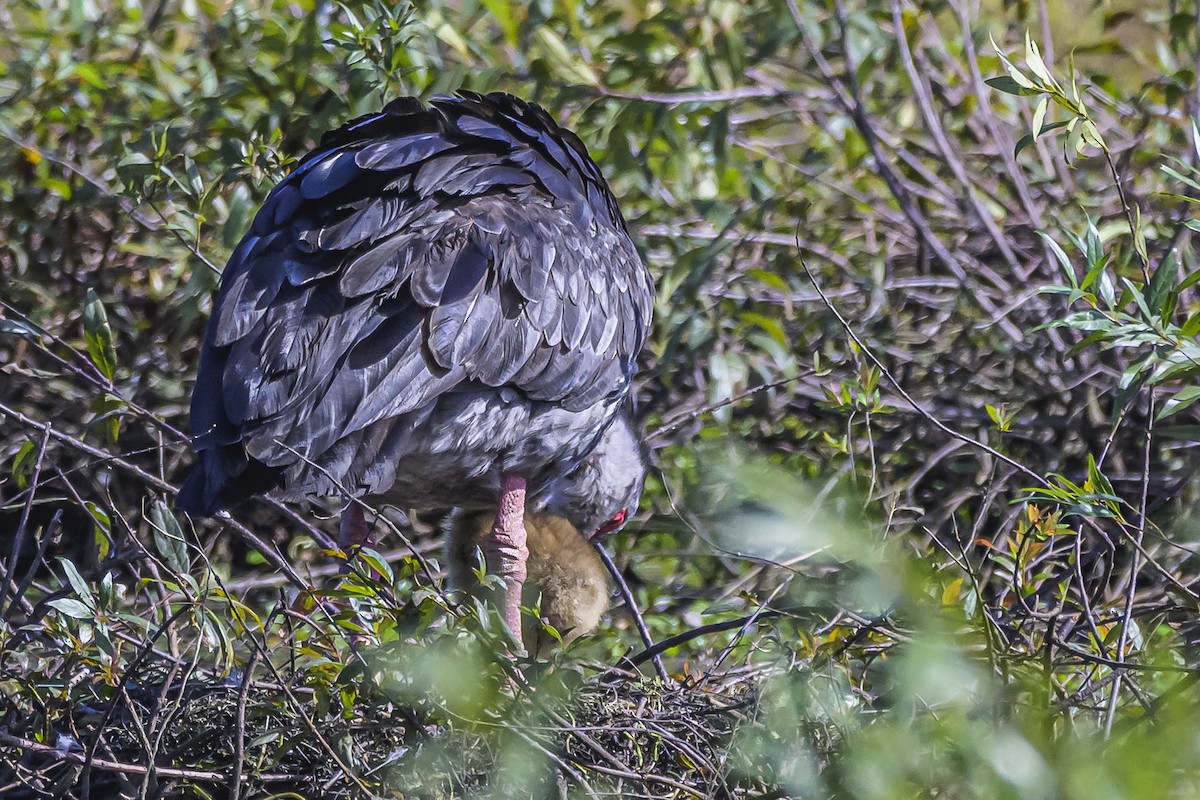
[177,92,654,647]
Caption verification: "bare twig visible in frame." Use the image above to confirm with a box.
[0,731,297,784]
[1105,394,1155,734]
[0,424,49,618]
[595,544,668,680]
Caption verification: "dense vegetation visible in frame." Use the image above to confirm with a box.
[3,0,1200,797]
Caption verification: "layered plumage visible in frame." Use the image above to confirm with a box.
[177,92,655,520]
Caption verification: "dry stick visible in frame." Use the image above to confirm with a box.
[704,582,789,682]
[1,457,54,614]
[0,300,188,442]
[0,128,159,232]
[228,647,262,800]
[1105,394,1155,735]
[0,424,50,618]
[646,371,816,448]
[55,123,213,280]
[0,554,38,619]
[112,685,158,800]
[0,400,174,492]
[244,633,373,794]
[592,84,800,106]
[560,755,706,799]
[888,0,1023,276]
[795,254,1045,485]
[142,645,202,800]
[626,610,786,668]
[640,222,860,274]
[799,245,1198,605]
[1101,146,1152,284]
[1195,0,1200,125]
[538,704,707,799]
[205,545,374,795]
[1053,637,1196,675]
[79,602,195,799]
[0,312,335,551]
[503,727,603,800]
[0,731,297,784]
[937,5,1061,280]
[788,0,1024,343]
[595,545,668,680]
[269,438,439,593]
[0,400,320,597]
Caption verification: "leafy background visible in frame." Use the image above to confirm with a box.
[3,0,1200,797]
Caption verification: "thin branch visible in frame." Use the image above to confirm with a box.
[595,545,667,680]
[0,731,297,784]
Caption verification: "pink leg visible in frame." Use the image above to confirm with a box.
[339,501,372,550]
[482,474,529,647]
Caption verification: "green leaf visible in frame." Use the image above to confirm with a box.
[1084,216,1103,269]
[357,547,395,585]
[58,557,95,609]
[1177,267,1200,294]
[1182,311,1200,339]
[84,501,112,562]
[1037,230,1075,286]
[150,499,191,575]
[48,598,95,619]
[1162,165,1200,193]
[1085,454,1115,498]
[1031,96,1048,140]
[74,62,109,90]
[1080,120,1105,151]
[89,393,122,444]
[479,0,519,46]
[1157,386,1200,420]
[741,312,789,348]
[534,27,599,86]
[1015,119,1071,157]
[985,76,1039,97]
[1024,32,1053,86]
[82,289,117,381]
[117,152,152,167]
[11,440,37,489]
[1146,250,1179,316]
[1080,252,1109,292]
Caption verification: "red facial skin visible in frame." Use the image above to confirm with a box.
[590,508,627,541]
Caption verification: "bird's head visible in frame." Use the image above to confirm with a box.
[544,407,647,542]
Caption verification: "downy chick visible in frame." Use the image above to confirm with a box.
[446,511,609,653]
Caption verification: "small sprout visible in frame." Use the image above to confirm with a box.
[985,403,1014,433]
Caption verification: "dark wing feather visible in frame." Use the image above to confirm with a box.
[178,91,653,514]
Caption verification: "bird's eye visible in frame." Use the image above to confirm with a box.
[594,509,628,538]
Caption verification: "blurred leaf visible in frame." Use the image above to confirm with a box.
[82,289,117,382]
[534,27,599,86]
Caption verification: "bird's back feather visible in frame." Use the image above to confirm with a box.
[179,92,653,514]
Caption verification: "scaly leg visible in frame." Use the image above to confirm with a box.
[482,474,529,648]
